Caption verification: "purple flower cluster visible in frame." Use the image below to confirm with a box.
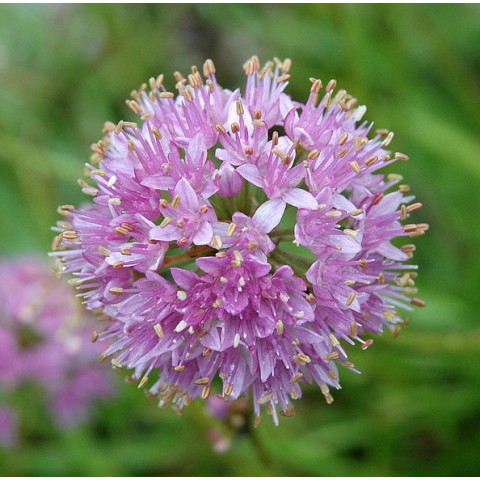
[0,258,115,446]
[52,57,427,425]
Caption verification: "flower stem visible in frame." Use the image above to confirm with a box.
[158,245,216,273]
[270,249,313,285]
[242,181,251,215]
[270,228,294,238]
[272,235,295,245]
[210,197,231,222]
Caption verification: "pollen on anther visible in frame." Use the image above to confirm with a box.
[111,359,123,369]
[177,291,187,301]
[108,287,124,296]
[227,223,237,237]
[276,320,284,335]
[350,161,362,174]
[154,324,164,338]
[346,292,356,306]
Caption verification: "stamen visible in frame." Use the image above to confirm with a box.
[373,193,384,205]
[216,124,227,135]
[361,339,374,350]
[111,359,123,369]
[350,161,362,174]
[175,320,188,332]
[383,131,395,146]
[407,202,423,213]
[329,333,340,347]
[212,235,222,249]
[325,210,342,218]
[160,217,172,228]
[320,383,334,404]
[194,377,210,386]
[203,59,216,76]
[201,386,211,399]
[338,133,349,146]
[411,297,426,307]
[325,351,339,361]
[344,229,358,237]
[227,223,237,237]
[138,376,149,389]
[231,250,244,267]
[177,291,187,301]
[108,287,124,296]
[271,131,279,145]
[236,100,244,115]
[350,322,359,337]
[346,292,356,306]
[294,353,311,364]
[310,78,322,94]
[98,246,111,256]
[395,152,409,161]
[326,79,336,92]
[154,324,164,338]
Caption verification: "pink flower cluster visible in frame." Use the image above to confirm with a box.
[52,57,426,425]
[0,258,115,446]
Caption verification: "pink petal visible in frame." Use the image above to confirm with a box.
[281,188,317,209]
[250,259,273,278]
[285,164,306,188]
[185,133,206,168]
[279,94,296,120]
[257,341,274,382]
[284,107,298,139]
[284,325,324,345]
[376,241,409,261]
[171,268,199,289]
[217,163,244,197]
[236,164,264,188]
[332,193,357,214]
[196,256,221,275]
[231,212,251,229]
[174,178,199,210]
[193,221,213,245]
[330,234,362,259]
[226,101,254,137]
[200,327,222,351]
[252,198,286,233]
[140,175,176,190]
[272,265,294,279]
[149,224,179,242]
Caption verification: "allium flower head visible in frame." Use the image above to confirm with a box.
[52,57,427,425]
[0,257,115,439]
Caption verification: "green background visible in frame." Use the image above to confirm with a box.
[1,4,479,475]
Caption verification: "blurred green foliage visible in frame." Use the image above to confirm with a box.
[0,4,479,476]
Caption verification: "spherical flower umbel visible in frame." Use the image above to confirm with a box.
[52,57,427,425]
